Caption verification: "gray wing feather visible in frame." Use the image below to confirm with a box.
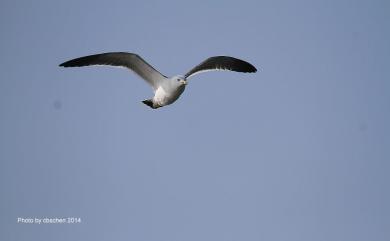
[59,52,167,89]
[185,56,257,79]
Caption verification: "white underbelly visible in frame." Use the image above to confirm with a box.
[153,86,185,106]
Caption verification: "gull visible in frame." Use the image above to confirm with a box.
[59,52,257,109]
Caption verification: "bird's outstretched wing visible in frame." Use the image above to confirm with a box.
[184,56,257,79]
[59,52,167,89]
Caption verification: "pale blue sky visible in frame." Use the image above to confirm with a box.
[1,0,389,240]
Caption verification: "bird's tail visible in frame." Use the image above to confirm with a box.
[142,99,157,109]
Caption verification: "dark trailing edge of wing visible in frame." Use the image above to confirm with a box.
[184,56,257,78]
[58,52,168,86]
[59,52,135,68]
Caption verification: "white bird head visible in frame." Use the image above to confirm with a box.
[173,75,187,85]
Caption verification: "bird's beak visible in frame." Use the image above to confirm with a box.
[180,80,187,85]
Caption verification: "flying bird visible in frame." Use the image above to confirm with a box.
[59,52,257,109]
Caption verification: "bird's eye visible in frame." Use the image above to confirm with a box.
[177,79,180,81]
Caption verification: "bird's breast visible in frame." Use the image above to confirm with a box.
[154,85,185,106]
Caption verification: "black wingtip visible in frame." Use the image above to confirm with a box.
[59,60,74,67]
[228,56,258,74]
[59,60,71,67]
[58,56,92,68]
[249,64,257,73]
[240,59,257,73]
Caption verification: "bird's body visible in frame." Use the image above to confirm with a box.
[145,75,186,108]
[59,52,257,109]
